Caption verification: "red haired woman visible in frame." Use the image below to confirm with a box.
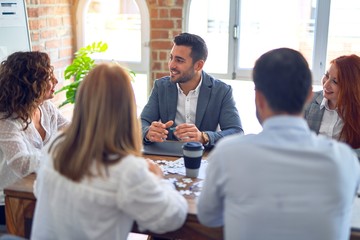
[305,54,360,157]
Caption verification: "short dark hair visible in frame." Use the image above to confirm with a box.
[253,48,312,114]
[173,32,208,63]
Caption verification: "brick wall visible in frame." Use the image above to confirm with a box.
[25,0,75,115]
[147,0,184,81]
[26,0,74,81]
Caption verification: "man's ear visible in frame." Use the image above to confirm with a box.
[194,60,204,71]
[255,90,265,110]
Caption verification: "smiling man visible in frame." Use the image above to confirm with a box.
[140,33,243,149]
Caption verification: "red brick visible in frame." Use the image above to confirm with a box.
[159,51,169,61]
[172,30,182,37]
[40,30,56,39]
[150,9,158,18]
[61,37,73,47]
[55,6,71,15]
[52,58,72,69]
[59,47,73,58]
[148,0,157,6]
[162,61,169,70]
[151,30,169,39]
[40,0,56,4]
[39,19,47,28]
[170,9,182,18]
[159,9,169,18]
[27,8,39,18]
[26,0,40,4]
[151,20,174,29]
[151,62,161,70]
[31,44,45,52]
[38,6,50,15]
[152,51,158,60]
[47,17,62,27]
[28,19,39,30]
[151,40,173,50]
[45,39,62,49]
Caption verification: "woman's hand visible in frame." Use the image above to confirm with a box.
[146,158,163,178]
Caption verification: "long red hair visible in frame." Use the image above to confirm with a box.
[333,55,360,148]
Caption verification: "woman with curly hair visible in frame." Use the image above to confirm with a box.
[0,51,69,225]
[305,54,360,158]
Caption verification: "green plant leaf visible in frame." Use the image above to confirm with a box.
[57,41,134,108]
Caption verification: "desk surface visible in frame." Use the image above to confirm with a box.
[4,153,223,240]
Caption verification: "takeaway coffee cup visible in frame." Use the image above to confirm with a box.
[182,142,204,178]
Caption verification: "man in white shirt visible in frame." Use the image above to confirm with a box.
[197,48,360,240]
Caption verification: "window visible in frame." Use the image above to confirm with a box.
[76,0,150,113]
[188,0,230,75]
[186,0,360,84]
[326,0,360,66]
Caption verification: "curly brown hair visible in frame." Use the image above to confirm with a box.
[0,51,55,130]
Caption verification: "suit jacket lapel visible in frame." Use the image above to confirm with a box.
[308,91,325,133]
[166,81,178,121]
[196,72,212,127]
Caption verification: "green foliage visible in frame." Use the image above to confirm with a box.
[56,41,108,108]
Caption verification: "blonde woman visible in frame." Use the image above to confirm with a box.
[31,63,187,239]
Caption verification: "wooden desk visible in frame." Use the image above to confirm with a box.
[4,154,223,239]
[5,154,360,240]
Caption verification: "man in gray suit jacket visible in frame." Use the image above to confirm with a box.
[141,33,243,149]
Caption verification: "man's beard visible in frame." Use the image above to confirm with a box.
[170,69,195,84]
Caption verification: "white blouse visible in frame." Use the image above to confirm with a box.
[31,153,188,240]
[0,100,69,204]
[319,97,344,140]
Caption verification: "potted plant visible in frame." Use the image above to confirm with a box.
[56,41,108,107]
[57,41,136,108]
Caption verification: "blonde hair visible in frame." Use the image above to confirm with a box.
[51,63,142,181]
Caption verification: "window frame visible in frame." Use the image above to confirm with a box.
[75,0,150,74]
[185,0,331,84]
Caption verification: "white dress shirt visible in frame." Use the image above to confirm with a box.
[175,77,202,125]
[319,97,344,140]
[197,116,360,240]
[31,152,188,240]
[0,100,69,205]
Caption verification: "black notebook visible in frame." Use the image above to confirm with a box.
[142,141,184,157]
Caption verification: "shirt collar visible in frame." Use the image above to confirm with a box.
[176,75,203,94]
[320,97,336,111]
[262,115,310,133]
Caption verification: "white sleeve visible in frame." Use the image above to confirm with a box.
[116,157,188,234]
[0,118,41,178]
[197,149,225,227]
[43,100,70,131]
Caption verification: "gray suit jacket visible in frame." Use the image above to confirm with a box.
[304,91,324,134]
[304,91,360,158]
[140,71,243,149]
